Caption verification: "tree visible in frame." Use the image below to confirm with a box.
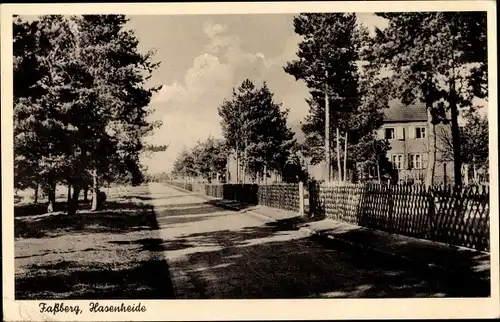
[284,13,389,181]
[370,12,488,187]
[143,144,169,154]
[192,137,228,183]
[70,15,161,211]
[14,15,81,212]
[172,138,227,183]
[437,110,489,183]
[218,79,295,182]
[173,148,196,178]
[352,137,394,183]
[281,144,310,183]
[13,15,162,214]
[13,17,41,195]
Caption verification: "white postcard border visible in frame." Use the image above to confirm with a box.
[2,2,498,320]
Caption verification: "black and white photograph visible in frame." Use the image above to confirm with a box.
[2,1,498,321]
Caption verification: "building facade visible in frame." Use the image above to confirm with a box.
[378,100,454,184]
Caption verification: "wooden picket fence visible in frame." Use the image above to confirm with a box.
[204,184,224,199]
[169,179,489,251]
[204,184,259,205]
[431,185,490,251]
[258,183,300,212]
[203,183,300,212]
[313,182,490,251]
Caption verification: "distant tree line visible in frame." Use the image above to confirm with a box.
[144,172,171,183]
[172,137,228,183]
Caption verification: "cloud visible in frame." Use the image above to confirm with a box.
[141,22,309,174]
[142,26,238,173]
[203,23,227,39]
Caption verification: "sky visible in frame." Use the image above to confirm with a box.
[131,13,390,174]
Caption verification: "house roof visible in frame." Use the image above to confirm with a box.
[383,100,428,123]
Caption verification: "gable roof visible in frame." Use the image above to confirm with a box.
[383,100,428,123]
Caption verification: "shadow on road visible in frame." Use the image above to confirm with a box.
[15,186,177,300]
[14,201,232,239]
[15,205,159,239]
[143,217,489,298]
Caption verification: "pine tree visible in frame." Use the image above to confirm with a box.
[193,137,228,183]
[284,13,388,181]
[218,79,295,182]
[13,15,162,214]
[69,15,162,211]
[14,15,81,212]
[173,148,196,178]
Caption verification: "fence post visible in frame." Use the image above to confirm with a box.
[299,182,305,214]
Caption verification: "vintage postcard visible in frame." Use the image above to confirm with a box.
[1,1,498,321]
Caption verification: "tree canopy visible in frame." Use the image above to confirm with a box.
[218,79,295,181]
[13,14,162,212]
[284,13,391,181]
[172,137,228,183]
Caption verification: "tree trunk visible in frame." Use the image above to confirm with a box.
[444,163,448,186]
[34,181,39,204]
[425,109,437,189]
[343,132,348,182]
[324,82,331,182]
[243,143,248,184]
[473,159,478,184]
[83,185,89,202]
[377,160,381,184]
[67,184,72,203]
[449,86,462,187]
[47,181,56,213]
[72,184,81,202]
[91,168,99,211]
[67,182,81,216]
[336,128,342,182]
[226,154,230,183]
[236,147,239,183]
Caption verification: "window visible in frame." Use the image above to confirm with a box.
[385,128,395,140]
[391,154,404,170]
[409,154,422,169]
[384,127,405,140]
[416,127,426,139]
[409,126,426,139]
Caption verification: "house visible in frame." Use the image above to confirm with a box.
[305,100,455,184]
[378,100,454,185]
